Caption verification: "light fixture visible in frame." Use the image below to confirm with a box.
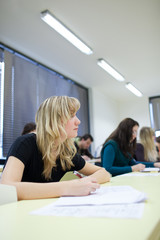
[97,58,125,82]
[41,10,93,55]
[125,82,143,97]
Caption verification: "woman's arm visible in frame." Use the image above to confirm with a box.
[154,162,160,168]
[78,162,111,184]
[1,156,100,200]
[102,145,132,176]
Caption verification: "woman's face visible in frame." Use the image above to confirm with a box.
[131,125,139,142]
[65,114,81,139]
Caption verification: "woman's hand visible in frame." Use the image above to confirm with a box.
[79,162,111,184]
[63,176,100,196]
[131,163,145,172]
[154,162,160,168]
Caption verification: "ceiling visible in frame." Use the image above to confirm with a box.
[0,0,160,101]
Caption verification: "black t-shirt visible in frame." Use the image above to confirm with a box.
[6,133,86,183]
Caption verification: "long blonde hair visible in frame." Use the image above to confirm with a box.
[35,96,80,179]
[140,127,157,162]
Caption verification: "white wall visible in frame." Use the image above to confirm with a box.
[89,89,151,155]
[118,96,151,139]
[89,88,119,155]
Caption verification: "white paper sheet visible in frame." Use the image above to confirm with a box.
[53,186,147,206]
[141,167,160,172]
[87,159,100,163]
[31,202,145,219]
[30,186,146,219]
[118,172,160,177]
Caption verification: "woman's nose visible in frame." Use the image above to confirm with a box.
[76,117,81,125]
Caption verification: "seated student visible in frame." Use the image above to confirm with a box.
[101,118,160,177]
[1,96,110,200]
[134,127,159,162]
[74,134,94,160]
[21,122,36,135]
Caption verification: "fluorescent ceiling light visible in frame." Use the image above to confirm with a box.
[41,10,93,55]
[125,82,143,97]
[97,58,125,82]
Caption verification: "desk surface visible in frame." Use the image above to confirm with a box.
[0,174,160,240]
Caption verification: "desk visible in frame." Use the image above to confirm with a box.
[0,174,160,240]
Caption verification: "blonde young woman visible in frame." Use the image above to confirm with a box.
[1,96,110,200]
[135,127,159,162]
[155,136,160,159]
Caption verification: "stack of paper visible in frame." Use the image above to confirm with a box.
[54,185,146,206]
[31,186,147,219]
[141,167,160,172]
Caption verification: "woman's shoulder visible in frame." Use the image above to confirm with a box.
[14,133,36,145]
[9,133,37,152]
[6,133,38,162]
[101,140,119,159]
[136,143,144,150]
[102,140,119,154]
[104,139,118,148]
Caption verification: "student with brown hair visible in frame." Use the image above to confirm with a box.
[101,118,160,176]
[74,134,94,160]
[21,122,36,135]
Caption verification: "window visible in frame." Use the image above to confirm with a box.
[149,96,160,136]
[0,45,90,160]
[0,51,4,159]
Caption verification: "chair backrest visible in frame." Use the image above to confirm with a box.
[60,171,80,181]
[0,184,17,205]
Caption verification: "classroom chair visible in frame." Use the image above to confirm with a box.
[0,184,17,205]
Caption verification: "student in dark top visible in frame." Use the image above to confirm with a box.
[1,96,110,200]
[74,134,94,160]
[155,136,160,160]
[101,118,160,176]
[21,122,36,135]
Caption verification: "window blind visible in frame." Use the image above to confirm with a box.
[0,46,89,158]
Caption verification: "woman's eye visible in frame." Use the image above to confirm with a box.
[71,113,76,118]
